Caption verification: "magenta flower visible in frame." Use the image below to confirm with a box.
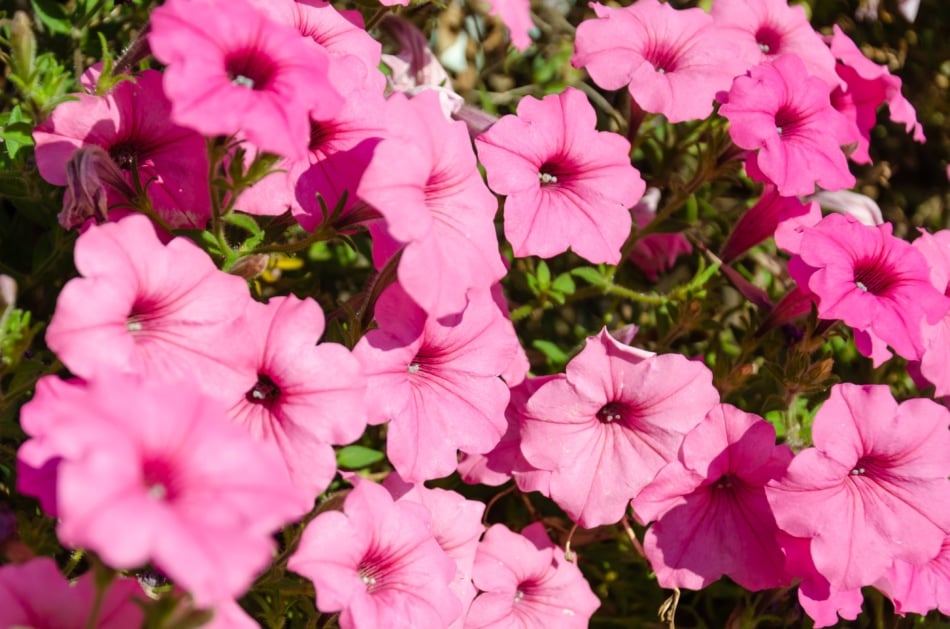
[788,213,950,361]
[475,87,644,264]
[633,404,793,591]
[33,70,211,228]
[572,0,747,123]
[628,188,692,279]
[711,0,840,88]
[353,284,519,482]
[0,558,145,629]
[720,184,816,263]
[720,54,856,196]
[359,92,505,318]
[149,0,342,159]
[465,522,600,628]
[766,383,950,591]
[520,329,719,528]
[18,372,308,607]
[45,214,254,400]
[779,534,865,628]
[828,25,925,164]
[289,479,461,629]
[226,295,367,498]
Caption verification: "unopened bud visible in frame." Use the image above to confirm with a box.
[0,275,16,311]
[228,254,270,280]
[10,12,36,80]
[60,145,133,229]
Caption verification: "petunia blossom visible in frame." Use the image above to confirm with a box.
[572,0,747,123]
[475,87,644,264]
[358,92,505,318]
[18,372,309,607]
[484,0,534,52]
[353,283,518,482]
[45,214,254,401]
[913,229,950,395]
[633,404,793,591]
[765,383,950,591]
[520,329,720,528]
[288,479,461,629]
[876,535,950,616]
[33,69,211,228]
[720,54,856,196]
[711,0,840,88]
[787,212,950,361]
[628,188,692,279]
[0,558,145,629]
[225,295,368,498]
[148,0,342,160]
[465,522,600,628]
[778,533,865,628]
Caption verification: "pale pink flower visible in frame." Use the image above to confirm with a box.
[0,558,145,629]
[876,535,950,616]
[353,284,518,482]
[45,214,254,400]
[827,25,925,164]
[289,479,461,629]
[520,329,719,528]
[475,87,644,264]
[385,474,485,628]
[19,372,308,607]
[572,0,747,123]
[33,70,210,228]
[913,229,950,395]
[149,0,342,159]
[766,383,950,590]
[720,54,856,196]
[779,534,865,628]
[633,404,793,591]
[226,295,367,497]
[359,92,505,318]
[628,188,692,280]
[788,213,950,361]
[465,522,600,628]
[711,0,840,88]
[484,0,534,51]
[807,189,883,225]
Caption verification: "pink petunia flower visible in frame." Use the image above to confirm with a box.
[0,558,145,629]
[766,383,950,591]
[520,329,720,528]
[465,522,600,628]
[572,0,747,123]
[633,404,793,591]
[484,0,534,51]
[787,212,950,361]
[628,188,692,279]
[720,184,817,263]
[384,474,485,628]
[18,372,308,607]
[827,25,925,164]
[711,0,840,89]
[912,229,950,395]
[33,69,211,228]
[720,54,856,196]
[45,214,254,401]
[225,295,367,498]
[359,92,505,318]
[475,87,644,264]
[353,283,519,482]
[876,535,950,616]
[288,479,461,629]
[778,533,865,628]
[148,0,342,160]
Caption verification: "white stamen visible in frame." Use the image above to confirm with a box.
[251,388,267,400]
[850,467,866,476]
[514,590,525,603]
[758,43,771,53]
[233,75,255,89]
[127,321,143,332]
[147,483,167,501]
[856,281,869,292]
[656,67,666,75]
[361,575,377,586]
[775,125,784,135]
[539,172,558,184]
[408,363,421,374]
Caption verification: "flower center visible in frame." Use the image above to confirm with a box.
[514,589,525,603]
[357,562,383,592]
[225,49,278,91]
[852,257,896,296]
[246,374,281,405]
[109,141,139,170]
[596,402,624,424]
[754,26,782,55]
[714,474,735,490]
[408,363,421,374]
[142,458,177,502]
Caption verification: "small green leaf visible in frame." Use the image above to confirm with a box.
[222,212,262,236]
[532,339,568,369]
[30,0,73,34]
[535,260,551,290]
[551,273,576,295]
[570,266,608,287]
[336,445,385,470]
[0,121,35,159]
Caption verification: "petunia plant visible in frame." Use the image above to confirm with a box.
[0,0,948,627]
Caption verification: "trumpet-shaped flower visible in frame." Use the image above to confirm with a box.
[572,0,747,123]
[766,383,950,591]
[633,404,793,591]
[33,70,210,228]
[18,372,308,607]
[149,0,342,159]
[520,329,719,528]
[289,479,461,629]
[720,54,856,196]
[465,522,600,628]
[475,87,644,264]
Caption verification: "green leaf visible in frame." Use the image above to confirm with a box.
[570,266,608,287]
[30,0,73,34]
[0,121,35,159]
[535,260,551,290]
[336,445,385,470]
[551,273,576,295]
[532,339,568,369]
[222,212,262,236]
